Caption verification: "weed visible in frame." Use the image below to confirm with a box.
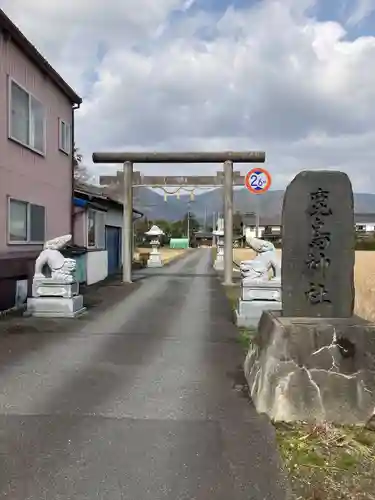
[275,422,375,499]
[238,328,256,351]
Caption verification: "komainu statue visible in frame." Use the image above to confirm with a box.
[34,234,76,283]
[240,230,281,282]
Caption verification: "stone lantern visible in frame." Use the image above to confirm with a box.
[145,225,164,267]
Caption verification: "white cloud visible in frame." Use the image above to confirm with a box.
[1,0,375,192]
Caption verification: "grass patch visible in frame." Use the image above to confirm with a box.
[224,284,240,311]
[238,327,256,351]
[135,247,187,265]
[275,422,375,499]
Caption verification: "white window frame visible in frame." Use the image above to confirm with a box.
[59,118,71,154]
[7,197,46,245]
[86,208,106,249]
[8,77,46,156]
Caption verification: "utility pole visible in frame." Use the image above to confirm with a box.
[212,211,216,246]
[122,161,133,283]
[204,206,207,231]
[223,160,233,286]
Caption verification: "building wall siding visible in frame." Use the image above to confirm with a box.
[105,207,123,228]
[0,32,73,253]
[73,208,86,247]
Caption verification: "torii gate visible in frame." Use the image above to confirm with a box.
[92,151,266,285]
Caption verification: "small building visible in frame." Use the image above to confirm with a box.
[241,212,375,244]
[241,214,282,244]
[191,231,213,248]
[73,183,144,285]
[354,214,375,235]
[0,9,81,312]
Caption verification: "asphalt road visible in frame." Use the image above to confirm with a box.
[0,249,288,499]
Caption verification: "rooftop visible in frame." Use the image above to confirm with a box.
[74,182,144,216]
[354,213,375,223]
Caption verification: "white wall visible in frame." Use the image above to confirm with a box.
[356,222,375,232]
[243,226,265,238]
[86,250,108,285]
[106,207,123,227]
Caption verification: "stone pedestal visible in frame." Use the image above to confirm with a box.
[236,300,282,328]
[214,252,224,270]
[32,279,79,298]
[147,248,163,268]
[235,280,282,328]
[244,310,375,425]
[27,278,86,318]
[213,235,224,270]
[241,280,281,301]
[27,295,85,318]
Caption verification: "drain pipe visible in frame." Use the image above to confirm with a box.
[71,101,81,243]
[132,209,144,265]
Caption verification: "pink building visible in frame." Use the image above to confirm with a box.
[0,9,81,311]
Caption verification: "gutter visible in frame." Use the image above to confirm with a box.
[71,101,81,243]
[132,208,144,220]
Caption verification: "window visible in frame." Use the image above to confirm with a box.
[59,119,71,154]
[9,79,46,155]
[356,224,366,232]
[87,209,105,249]
[8,198,46,244]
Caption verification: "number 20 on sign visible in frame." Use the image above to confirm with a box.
[245,167,272,194]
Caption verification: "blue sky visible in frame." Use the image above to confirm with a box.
[180,0,375,34]
[1,0,375,192]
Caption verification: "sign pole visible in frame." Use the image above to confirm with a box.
[244,167,272,240]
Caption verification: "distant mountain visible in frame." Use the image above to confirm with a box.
[132,187,184,220]
[132,187,375,221]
